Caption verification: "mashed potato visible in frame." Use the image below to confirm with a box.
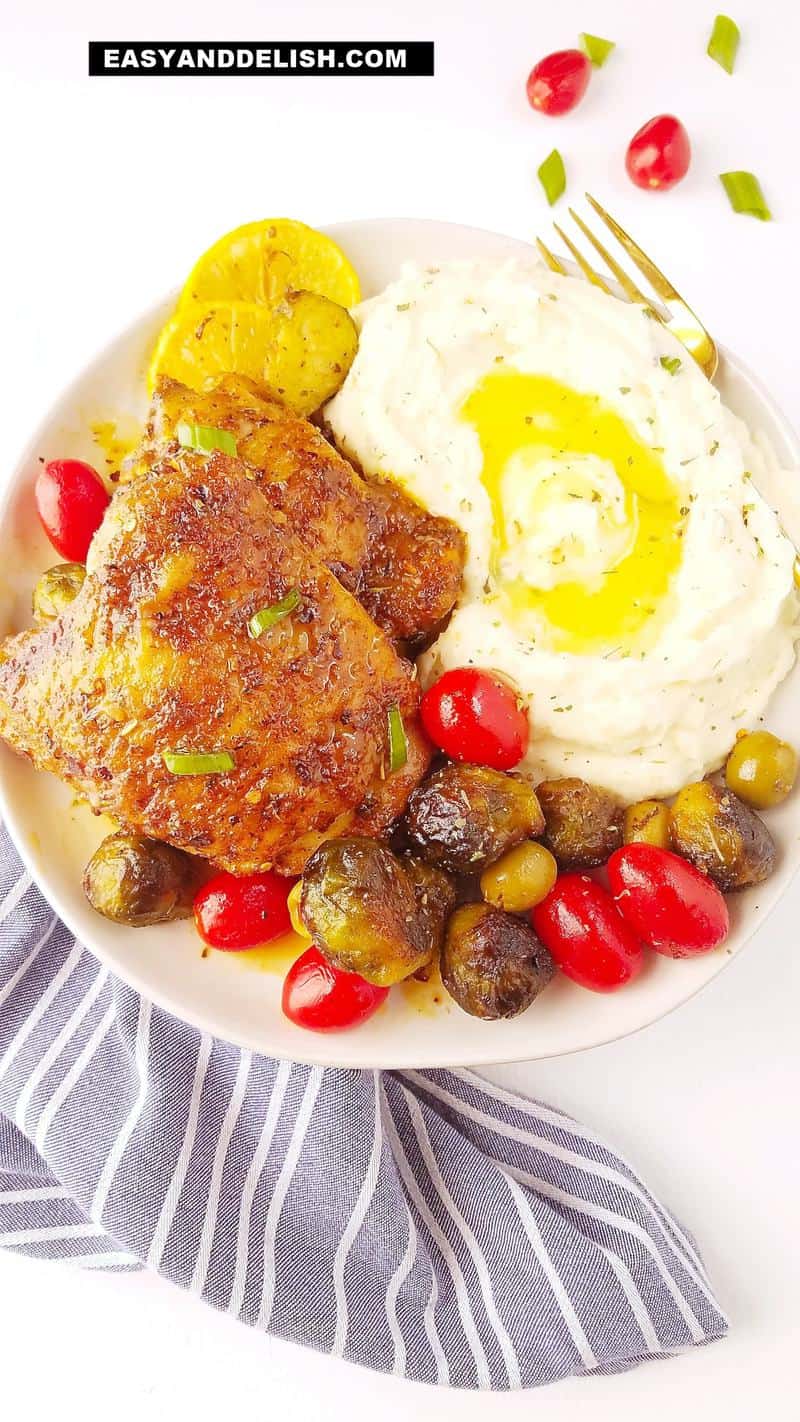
[326,259,799,799]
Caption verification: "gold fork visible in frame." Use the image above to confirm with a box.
[537,195,800,583]
[536,192,718,381]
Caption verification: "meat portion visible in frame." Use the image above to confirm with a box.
[0,451,430,875]
[132,375,465,644]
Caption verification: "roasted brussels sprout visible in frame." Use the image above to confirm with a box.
[537,777,623,868]
[441,902,556,1020]
[403,856,457,960]
[724,730,798,809]
[623,799,672,849]
[480,841,557,913]
[671,780,776,891]
[299,836,435,986]
[405,764,544,875]
[83,832,203,926]
[32,562,86,621]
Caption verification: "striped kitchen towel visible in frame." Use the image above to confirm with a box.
[0,821,727,1390]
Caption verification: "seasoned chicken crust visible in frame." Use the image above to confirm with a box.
[0,451,430,874]
[132,374,466,644]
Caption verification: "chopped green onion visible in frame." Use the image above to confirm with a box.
[162,750,235,775]
[579,32,615,67]
[659,355,682,376]
[248,588,302,639]
[176,422,237,457]
[719,170,772,220]
[537,149,566,207]
[707,14,740,74]
[387,705,408,773]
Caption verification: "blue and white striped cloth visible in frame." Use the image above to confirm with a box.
[0,820,727,1389]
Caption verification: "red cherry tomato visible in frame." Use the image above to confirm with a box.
[526,49,592,116]
[532,874,644,991]
[282,946,389,1032]
[607,844,729,958]
[194,871,292,951]
[35,459,110,562]
[625,114,691,191]
[420,668,529,770]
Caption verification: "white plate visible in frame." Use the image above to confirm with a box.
[2,217,799,1069]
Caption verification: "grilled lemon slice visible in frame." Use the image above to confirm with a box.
[147,294,358,416]
[178,218,361,309]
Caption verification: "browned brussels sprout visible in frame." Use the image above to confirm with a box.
[537,777,622,868]
[299,836,434,986]
[402,855,457,961]
[83,832,203,926]
[441,902,555,1020]
[404,764,544,875]
[32,562,86,621]
[623,799,672,850]
[670,780,776,891]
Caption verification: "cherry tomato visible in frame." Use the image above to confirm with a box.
[607,844,729,958]
[526,49,592,116]
[35,459,110,562]
[194,870,292,951]
[625,115,691,191]
[420,668,529,770]
[531,874,644,991]
[282,946,388,1032]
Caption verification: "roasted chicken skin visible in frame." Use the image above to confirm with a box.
[0,452,430,875]
[132,375,466,644]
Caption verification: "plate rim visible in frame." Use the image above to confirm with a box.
[1,215,799,1069]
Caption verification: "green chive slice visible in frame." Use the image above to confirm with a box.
[579,33,615,67]
[538,149,566,208]
[660,355,682,376]
[176,422,237,457]
[162,750,235,775]
[720,171,772,221]
[707,14,740,74]
[248,588,302,639]
[387,705,408,773]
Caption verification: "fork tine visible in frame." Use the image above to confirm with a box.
[535,237,567,275]
[567,207,656,310]
[585,192,679,301]
[540,194,718,380]
[552,224,612,293]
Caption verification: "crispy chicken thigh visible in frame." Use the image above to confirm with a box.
[0,452,430,875]
[132,375,465,644]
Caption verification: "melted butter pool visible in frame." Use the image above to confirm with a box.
[462,371,684,655]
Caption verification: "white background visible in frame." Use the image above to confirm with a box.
[1,0,798,1417]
